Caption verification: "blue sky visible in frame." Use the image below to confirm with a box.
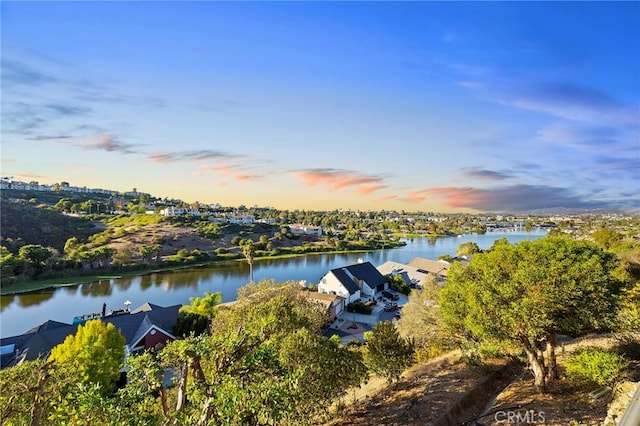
[2,1,639,212]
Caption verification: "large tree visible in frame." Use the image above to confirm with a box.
[440,237,622,393]
[147,280,364,425]
[48,319,126,395]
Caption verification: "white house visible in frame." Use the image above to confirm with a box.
[288,224,323,236]
[317,261,388,304]
[159,207,201,217]
[229,214,255,224]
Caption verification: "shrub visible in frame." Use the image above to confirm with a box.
[346,300,372,314]
[565,346,627,386]
[613,333,640,361]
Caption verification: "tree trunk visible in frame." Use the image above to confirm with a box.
[196,396,215,426]
[524,346,546,393]
[175,361,188,412]
[546,331,559,380]
[159,388,169,416]
[29,363,49,426]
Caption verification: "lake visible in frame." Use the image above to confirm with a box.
[0,230,547,337]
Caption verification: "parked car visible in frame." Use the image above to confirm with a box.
[384,302,398,312]
[382,290,399,301]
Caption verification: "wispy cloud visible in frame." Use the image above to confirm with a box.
[36,133,140,154]
[1,59,58,86]
[208,163,263,181]
[498,82,638,128]
[458,167,512,181]
[148,149,244,163]
[291,168,385,194]
[404,184,614,212]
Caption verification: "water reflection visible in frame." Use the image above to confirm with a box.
[80,280,113,297]
[112,276,134,291]
[1,232,547,337]
[0,295,14,312]
[16,291,55,308]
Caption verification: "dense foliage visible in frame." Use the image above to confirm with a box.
[440,237,625,392]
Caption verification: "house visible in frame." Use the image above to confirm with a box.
[301,291,345,320]
[159,207,201,217]
[376,261,429,289]
[288,224,323,236]
[0,303,181,369]
[407,257,452,282]
[317,261,388,304]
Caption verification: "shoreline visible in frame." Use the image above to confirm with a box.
[0,245,406,297]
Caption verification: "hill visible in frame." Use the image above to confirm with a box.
[0,200,100,253]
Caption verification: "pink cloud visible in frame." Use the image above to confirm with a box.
[291,168,384,194]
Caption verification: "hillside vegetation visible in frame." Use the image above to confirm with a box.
[0,200,99,253]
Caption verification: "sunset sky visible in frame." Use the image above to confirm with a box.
[2,2,639,212]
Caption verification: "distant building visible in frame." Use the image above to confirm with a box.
[288,224,323,236]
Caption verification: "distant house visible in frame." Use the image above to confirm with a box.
[407,257,452,282]
[288,224,323,236]
[302,291,345,320]
[0,303,181,369]
[317,261,388,303]
[159,207,201,217]
[229,214,255,224]
[376,261,429,289]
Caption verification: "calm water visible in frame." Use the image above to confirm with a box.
[0,231,546,337]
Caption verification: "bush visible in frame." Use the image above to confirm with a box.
[613,333,640,361]
[565,346,627,386]
[346,300,372,314]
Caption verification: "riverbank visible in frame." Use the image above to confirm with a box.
[0,245,404,296]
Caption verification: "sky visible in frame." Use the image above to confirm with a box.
[2,1,639,213]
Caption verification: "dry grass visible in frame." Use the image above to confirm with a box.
[326,352,520,426]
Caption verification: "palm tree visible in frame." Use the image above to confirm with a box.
[242,241,256,283]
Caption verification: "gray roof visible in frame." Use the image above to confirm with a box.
[330,261,388,294]
[0,303,181,369]
[331,268,361,295]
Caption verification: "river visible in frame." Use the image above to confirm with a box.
[0,230,547,337]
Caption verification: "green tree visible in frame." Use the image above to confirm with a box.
[241,240,256,282]
[364,321,414,383]
[139,244,162,263]
[592,227,622,250]
[18,244,53,276]
[152,280,355,425]
[617,282,640,332]
[456,241,481,256]
[440,237,622,392]
[395,276,445,348]
[180,291,222,318]
[48,319,126,395]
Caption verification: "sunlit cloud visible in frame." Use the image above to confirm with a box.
[356,184,387,195]
[404,184,613,212]
[15,172,48,180]
[209,163,262,181]
[291,168,385,195]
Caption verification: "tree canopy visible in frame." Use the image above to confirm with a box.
[440,237,622,392]
[48,319,126,395]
